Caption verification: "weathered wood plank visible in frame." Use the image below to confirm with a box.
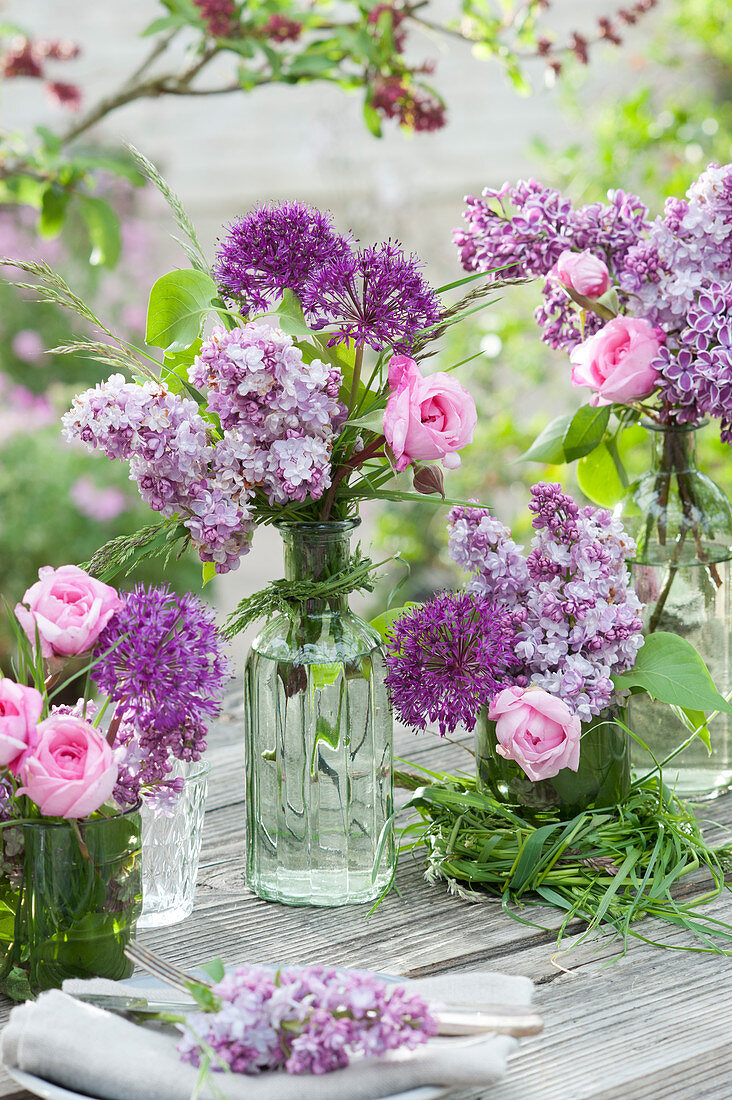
[2,706,732,1099]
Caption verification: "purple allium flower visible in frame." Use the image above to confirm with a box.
[447,485,644,723]
[91,585,230,805]
[214,201,353,313]
[384,591,517,736]
[302,241,442,351]
[177,965,438,1077]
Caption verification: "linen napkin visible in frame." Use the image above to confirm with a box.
[2,970,534,1100]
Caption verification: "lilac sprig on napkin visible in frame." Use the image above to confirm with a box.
[178,965,439,1076]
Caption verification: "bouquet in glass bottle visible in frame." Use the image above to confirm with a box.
[454,162,732,795]
[0,563,228,999]
[7,161,492,906]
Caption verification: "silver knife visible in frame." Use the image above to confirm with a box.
[71,992,543,1037]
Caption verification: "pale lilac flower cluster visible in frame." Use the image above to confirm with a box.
[63,319,344,571]
[654,281,732,439]
[177,965,438,1077]
[448,483,644,722]
[621,163,732,331]
[189,323,342,505]
[454,180,649,351]
[61,374,253,572]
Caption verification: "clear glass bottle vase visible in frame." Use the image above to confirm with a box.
[244,520,395,906]
[616,422,732,798]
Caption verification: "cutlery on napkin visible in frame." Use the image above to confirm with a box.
[71,990,543,1037]
[1,970,537,1100]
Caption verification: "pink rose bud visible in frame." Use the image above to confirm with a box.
[18,715,118,818]
[412,462,445,498]
[569,316,665,407]
[0,680,43,773]
[488,685,581,782]
[555,249,611,299]
[15,564,122,660]
[383,355,477,473]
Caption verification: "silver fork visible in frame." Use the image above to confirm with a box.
[124,942,206,996]
[122,942,543,1037]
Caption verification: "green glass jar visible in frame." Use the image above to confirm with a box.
[616,422,732,798]
[244,520,395,907]
[0,806,142,1001]
[475,707,630,814]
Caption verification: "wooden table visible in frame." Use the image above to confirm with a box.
[3,694,732,1099]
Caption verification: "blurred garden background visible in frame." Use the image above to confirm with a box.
[1,0,730,666]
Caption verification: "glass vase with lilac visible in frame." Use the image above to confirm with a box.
[384,485,731,811]
[245,521,393,905]
[384,485,641,810]
[33,185,490,905]
[453,162,732,797]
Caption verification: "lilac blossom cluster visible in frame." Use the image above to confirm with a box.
[91,585,230,806]
[177,965,438,1077]
[620,163,732,331]
[654,281,732,440]
[384,591,517,736]
[447,483,644,723]
[189,323,342,504]
[61,373,253,572]
[63,321,344,572]
[454,180,649,351]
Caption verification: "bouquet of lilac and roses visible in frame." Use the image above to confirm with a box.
[0,562,228,998]
[3,563,228,820]
[383,483,731,783]
[8,191,489,629]
[453,162,732,507]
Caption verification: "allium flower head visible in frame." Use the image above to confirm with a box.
[92,585,230,804]
[214,201,353,312]
[302,240,442,351]
[384,591,516,735]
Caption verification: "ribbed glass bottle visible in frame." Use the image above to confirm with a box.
[244,521,395,906]
[616,422,732,798]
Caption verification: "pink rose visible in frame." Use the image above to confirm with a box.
[15,564,122,660]
[0,680,43,773]
[555,249,611,299]
[18,715,118,818]
[488,685,581,782]
[569,316,665,407]
[383,356,477,473]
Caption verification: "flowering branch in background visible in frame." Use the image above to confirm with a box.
[0,0,657,253]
